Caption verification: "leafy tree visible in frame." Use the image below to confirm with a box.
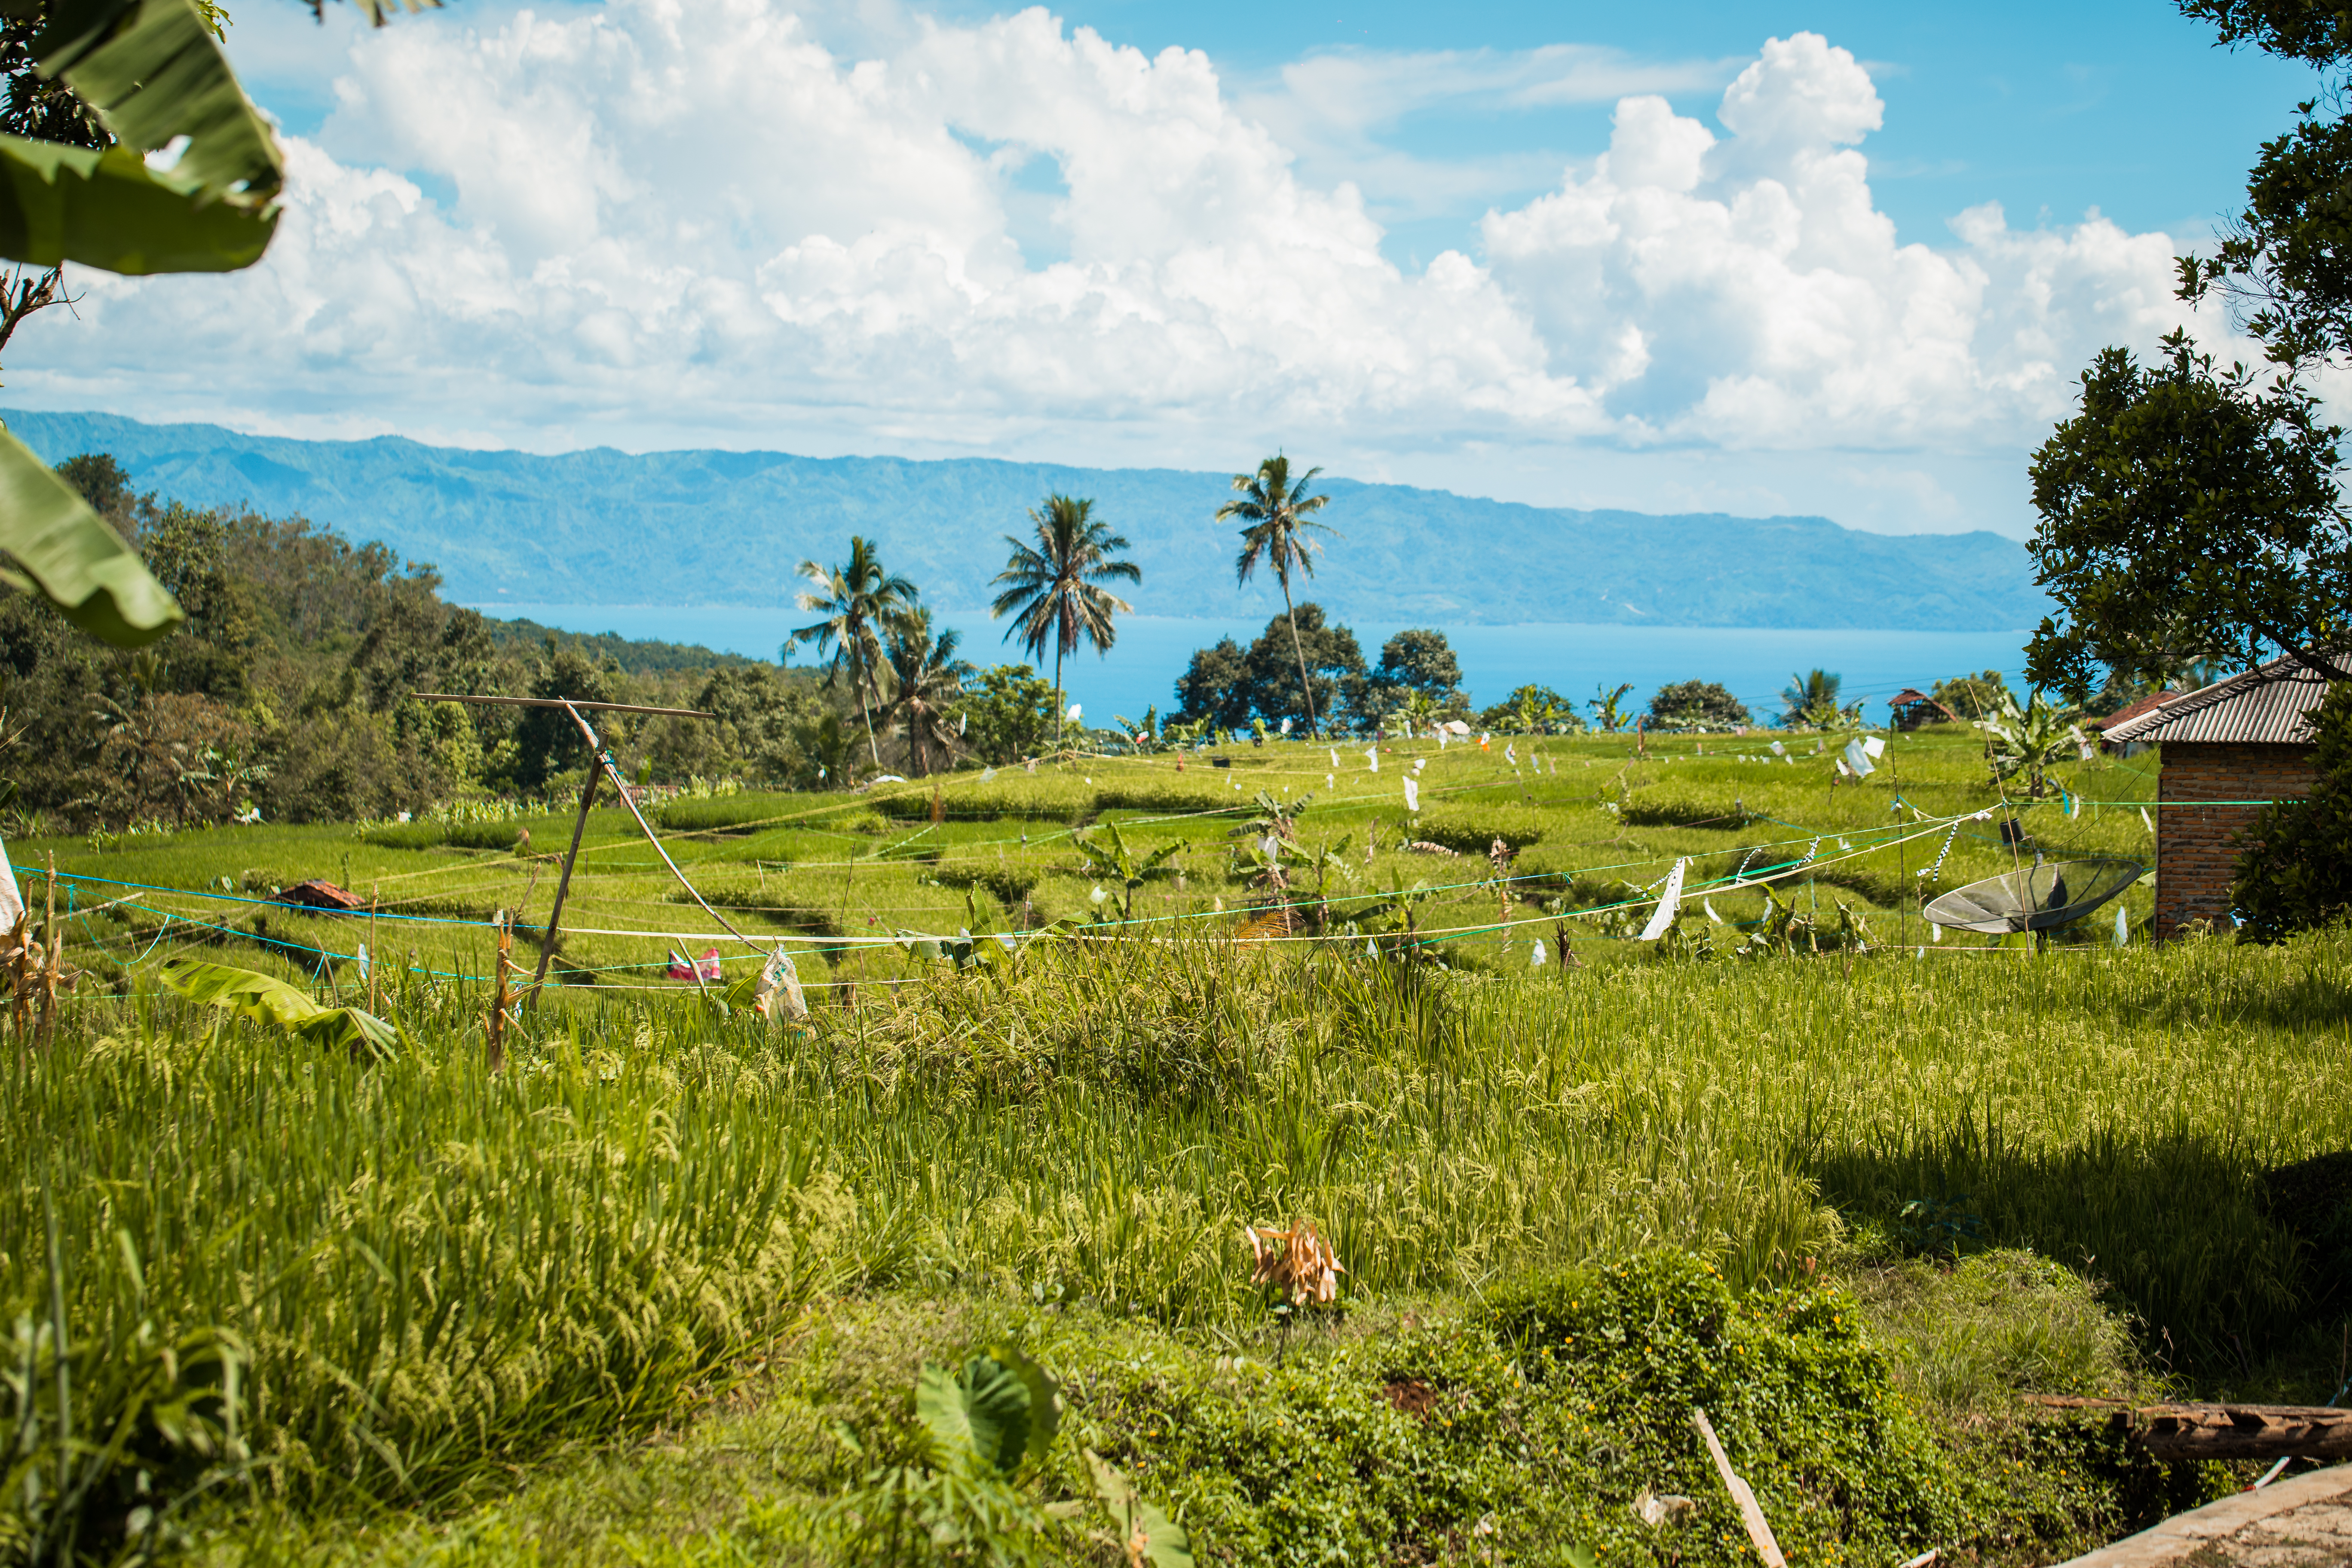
[2176,0,2352,368]
[1931,670,2012,723]
[657,665,823,784]
[883,609,974,777]
[958,663,1056,766]
[1360,628,1468,727]
[1220,454,1336,737]
[513,644,615,790]
[1236,604,1364,731]
[2026,333,2347,696]
[792,535,918,769]
[1649,680,1750,730]
[1171,637,1250,731]
[2235,678,2352,940]
[990,494,1138,751]
[2023,6,2352,698]
[795,710,856,790]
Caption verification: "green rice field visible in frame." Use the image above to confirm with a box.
[5,726,2346,1566]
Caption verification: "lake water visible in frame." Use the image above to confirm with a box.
[477,603,2034,726]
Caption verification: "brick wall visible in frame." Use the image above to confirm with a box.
[2155,742,2318,939]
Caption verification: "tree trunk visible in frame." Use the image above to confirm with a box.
[1281,576,1319,739]
[1052,643,1066,755]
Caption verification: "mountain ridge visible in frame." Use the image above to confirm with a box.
[5,410,2049,631]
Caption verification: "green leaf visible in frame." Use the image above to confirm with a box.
[989,1342,1058,1471]
[1086,1450,1194,1568]
[913,1352,1034,1476]
[0,425,181,646]
[158,956,398,1058]
[33,0,282,213]
[0,133,273,273]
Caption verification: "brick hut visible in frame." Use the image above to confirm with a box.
[2101,656,2329,939]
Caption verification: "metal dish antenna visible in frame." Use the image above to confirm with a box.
[1921,858,2145,935]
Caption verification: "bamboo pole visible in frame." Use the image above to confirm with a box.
[368,881,380,1014]
[530,766,601,1003]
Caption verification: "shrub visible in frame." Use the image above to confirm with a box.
[1407,802,1550,855]
[1649,680,1752,730]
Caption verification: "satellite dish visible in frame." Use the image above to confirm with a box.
[1922,858,2144,934]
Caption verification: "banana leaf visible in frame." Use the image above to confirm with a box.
[27,0,281,212]
[0,425,181,645]
[0,133,273,272]
[158,956,398,1057]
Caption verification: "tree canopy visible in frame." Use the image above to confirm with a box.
[2026,332,2349,695]
[2024,4,2352,694]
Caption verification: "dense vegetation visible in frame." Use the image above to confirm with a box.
[0,456,842,830]
[3,698,2346,1564]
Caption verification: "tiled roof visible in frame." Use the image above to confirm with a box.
[2091,688,2186,732]
[2104,657,2331,746]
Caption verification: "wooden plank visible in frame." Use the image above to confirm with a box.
[410,692,715,720]
[1692,1408,1787,1567]
[2023,1396,2352,1460]
[2132,1404,2352,1461]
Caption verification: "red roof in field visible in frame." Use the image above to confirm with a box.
[1889,689,1956,720]
[2093,688,2186,732]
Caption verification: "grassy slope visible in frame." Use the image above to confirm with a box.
[9,726,2335,1566]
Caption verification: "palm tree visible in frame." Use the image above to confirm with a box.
[990,495,1140,750]
[1782,669,1844,728]
[1221,454,1336,738]
[883,610,974,777]
[790,536,918,768]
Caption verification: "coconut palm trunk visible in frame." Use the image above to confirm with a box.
[1052,643,1066,752]
[1280,576,1318,738]
[855,622,883,767]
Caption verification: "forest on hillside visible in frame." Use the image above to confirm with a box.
[0,457,888,831]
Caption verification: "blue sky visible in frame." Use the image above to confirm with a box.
[927,0,2324,261]
[14,0,2328,540]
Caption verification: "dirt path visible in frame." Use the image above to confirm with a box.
[2058,1464,2352,1567]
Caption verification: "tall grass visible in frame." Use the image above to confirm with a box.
[7,925,2347,1541]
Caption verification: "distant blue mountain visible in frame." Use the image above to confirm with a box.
[7,410,2048,630]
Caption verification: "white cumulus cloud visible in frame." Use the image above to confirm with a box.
[6,7,2221,533]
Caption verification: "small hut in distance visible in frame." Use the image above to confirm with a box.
[2101,657,2330,939]
[1888,689,1957,730]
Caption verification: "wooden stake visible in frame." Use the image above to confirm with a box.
[487,910,511,1071]
[1692,1408,1785,1567]
[39,854,57,1048]
[8,905,28,1042]
[530,765,601,1003]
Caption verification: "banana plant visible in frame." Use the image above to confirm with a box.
[1589,682,1636,733]
[1072,818,1182,919]
[1976,689,2086,798]
[1233,788,1311,844]
[894,889,1081,971]
[0,0,441,647]
[157,956,398,1057]
[1113,704,1160,753]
